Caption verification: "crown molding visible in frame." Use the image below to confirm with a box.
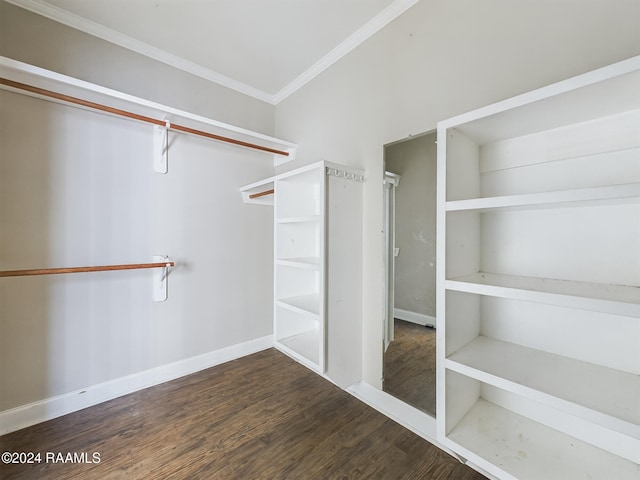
[4,0,276,104]
[6,0,422,105]
[272,0,421,104]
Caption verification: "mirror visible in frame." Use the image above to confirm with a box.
[382,131,437,417]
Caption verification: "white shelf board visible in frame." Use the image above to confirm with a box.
[276,215,321,224]
[446,336,640,437]
[446,272,640,317]
[276,257,321,269]
[276,330,320,367]
[446,183,640,211]
[239,176,276,192]
[242,162,322,191]
[0,56,296,165]
[446,399,640,480]
[239,177,275,205]
[276,294,320,317]
[239,165,318,197]
[438,57,640,145]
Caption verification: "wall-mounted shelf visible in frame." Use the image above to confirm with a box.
[239,177,276,205]
[0,56,297,167]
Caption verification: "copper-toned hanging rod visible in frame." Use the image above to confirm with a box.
[0,77,290,157]
[249,188,275,199]
[0,261,175,278]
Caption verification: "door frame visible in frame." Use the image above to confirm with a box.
[383,171,401,352]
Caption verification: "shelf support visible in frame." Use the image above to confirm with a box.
[154,120,170,174]
[153,255,171,302]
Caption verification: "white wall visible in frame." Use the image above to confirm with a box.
[274,0,640,387]
[0,4,276,416]
[0,88,275,413]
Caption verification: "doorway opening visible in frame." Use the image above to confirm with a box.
[382,131,437,416]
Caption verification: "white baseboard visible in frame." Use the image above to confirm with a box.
[394,308,435,327]
[0,335,273,435]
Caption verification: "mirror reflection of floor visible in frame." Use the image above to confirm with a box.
[383,319,436,416]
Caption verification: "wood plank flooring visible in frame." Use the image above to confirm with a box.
[383,320,436,416]
[0,348,484,479]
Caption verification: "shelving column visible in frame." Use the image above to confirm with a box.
[436,56,640,480]
[274,164,326,371]
[273,161,365,383]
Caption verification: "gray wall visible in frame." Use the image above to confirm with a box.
[386,132,436,319]
[274,0,640,387]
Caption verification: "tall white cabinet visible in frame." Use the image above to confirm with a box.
[436,57,640,479]
[241,161,365,384]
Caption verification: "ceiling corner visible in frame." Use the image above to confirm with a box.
[4,0,278,104]
[272,0,421,104]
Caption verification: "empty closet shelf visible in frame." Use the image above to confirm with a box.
[446,399,639,480]
[445,272,639,317]
[446,336,640,435]
[277,331,320,365]
[276,215,321,224]
[446,183,640,212]
[276,257,320,269]
[276,294,320,316]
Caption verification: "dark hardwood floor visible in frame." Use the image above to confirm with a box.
[383,320,436,416]
[0,348,483,479]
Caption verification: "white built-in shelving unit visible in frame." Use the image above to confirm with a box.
[241,161,365,377]
[275,164,326,370]
[436,56,640,480]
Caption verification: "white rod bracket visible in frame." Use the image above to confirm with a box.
[153,120,170,174]
[153,255,171,301]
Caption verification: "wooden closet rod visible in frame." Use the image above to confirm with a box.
[248,188,275,199]
[0,261,175,278]
[0,77,290,157]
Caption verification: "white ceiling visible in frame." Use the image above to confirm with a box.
[7,0,420,104]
